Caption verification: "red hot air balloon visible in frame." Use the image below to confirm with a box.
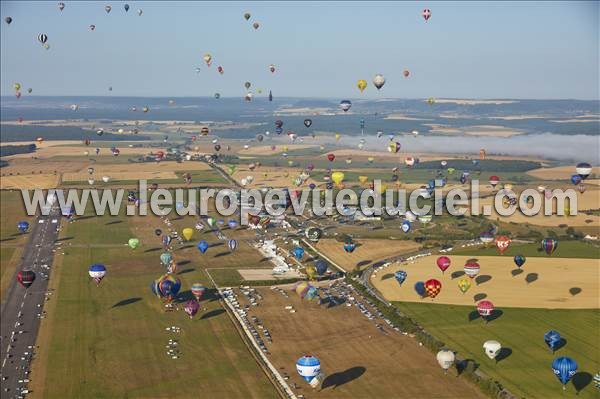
[422,8,431,21]
[477,300,495,322]
[17,270,36,288]
[327,153,335,162]
[436,256,451,273]
[217,66,224,74]
[489,175,500,189]
[464,260,480,279]
[495,235,511,255]
[424,279,442,298]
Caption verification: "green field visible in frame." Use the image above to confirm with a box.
[394,302,600,398]
[1,191,30,303]
[454,240,600,259]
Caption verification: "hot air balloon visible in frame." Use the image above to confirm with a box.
[403,69,410,77]
[483,340,502,361]
[339,100,352,112]
[480,232,494,244]
[305,227,322,242]
[159,251,173,267]
[124,4,130,12]
[436,350,455,371]
[343,241,356,253]
[436,256,451,273]
[489,175,500,189]
[89,264,107,285]
[544,330,562,352]
[422,8,431,21]
[414,281,426,297]
[5,16,12,24]
[331,171,345,186]
[296,355,321,383]
[541,238,558,255]
[217,65,224,74]
[203,53,212,66]
[244,12,251,20]
[495,235,511,255]
[327,153,335,162]
[372,74,386,90]
[458,277,471,294]
[394,270,407,285]
[207,217,216,228]
[252,22,260,29]
[137,8,143,16]
[191,283,206,301]
[197,240,209,254]
[464,261,480,279]
[424,279,441,298]
[228,239,238,252]
[575,162,592,180]
[184,299,200,318]
[293,247,305,260]
[17,221,29,233]
[387,141,401,153]
[513,255,526,268]
[303,119,313,128]
[105,5,112,13]
[182,228,194,241]
[151,274,181,303]
[17,270,36,288]
[128,238,140,249]
[268,64,276,73]
[314,259,328,275]
[38,33,48,44]
[89,24,96,31]
[551,357,577,389]
[162,235,172,248]
[476,300,495,321]
[357,79,367,92]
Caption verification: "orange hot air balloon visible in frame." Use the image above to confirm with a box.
[495,235,511,255]
[479,148,486,160]
[424,279,442,298]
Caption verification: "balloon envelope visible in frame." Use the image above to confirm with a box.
[197,240,209,253]
[551,357,577,386]
[296,356,321,383]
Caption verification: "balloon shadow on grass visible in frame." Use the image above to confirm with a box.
[473,293,487,302]
[553,338,567,352]
[112,297,142,308]
[569,287,582,296]
[144,247,162,253]
[495,347,512,363]
[177,268,195,275]
[511,268,523,277]
[381,273,394,281]
[201,308,225,320]
[356,260,372,268]
[451,271,465,279]
[572,372,593,393]
[525,273,538,284]
[475,275,492,286]
[209,242,224,248]
[487,309,503,323]
[105,220,122,225]
[321,367,366,390]
[213,251,230,258]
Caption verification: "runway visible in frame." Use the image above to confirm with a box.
[0,201,61,398]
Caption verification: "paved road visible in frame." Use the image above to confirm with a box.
[0,202,61,398]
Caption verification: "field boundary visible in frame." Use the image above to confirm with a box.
[205,269,296,399]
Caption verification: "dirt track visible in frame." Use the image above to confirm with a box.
[372,255,600,309]
[235,286,485,399]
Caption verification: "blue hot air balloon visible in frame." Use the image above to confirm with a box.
[228,219,238,229]
[552,357,577,388]
[570,174,582,185]
[541,238,558,255]
[197,240,209,254]
[514,254,526,268]
[296,356,321,383]
[293,247,305,260]
[544,330,562,352]
[160,252,173,267]
[343,242,356,253]
[162,235,172,247]
[394,270,407,285]
[414,281,426,297]
[228,239,237,252]
[401,220,411,233]
[17,221,29,233]
[315,259,328,275]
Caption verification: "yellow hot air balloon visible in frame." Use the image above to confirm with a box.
[287,160,293,166]
[427,97,436,105]
[503,183,513,191]
[378,183,388,194]
[182,228,194,241]
[358,175,368,184]
[13,83,21,92]
[203,53,212,66]
[458,278,471,294]
[367,157,375,163]
[331,171,345,185]
[335,133,341,141]
[283,145,288,152]
[357,79,367,92]
[283,171,289,177]
[305,266,317,280]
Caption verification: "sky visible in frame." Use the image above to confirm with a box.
[1,1,598,99]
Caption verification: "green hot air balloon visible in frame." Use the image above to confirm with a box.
[128,238,140,249]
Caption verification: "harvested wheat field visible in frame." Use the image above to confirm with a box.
[313,238,421,272]
[61,171,179,182]
[232,166,318,188]
[372,255,600,309]
[527,165,599,180]
[0,174,60,189]
[233,286,485,399]
[238,144,319,156]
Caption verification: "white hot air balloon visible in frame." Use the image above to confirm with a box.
[436,349,455,372]
[373,74,386,90]
[102,176,110,183]
[483,340,502,361]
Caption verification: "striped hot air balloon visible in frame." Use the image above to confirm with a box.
[477,300,495,321]
[88,264,107,285]
[228,239,238,252]
[464,261,480,279]
[541,238,558,255]
[296,355,321,383]
[191,283,206,301]
[551,357,577,388]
